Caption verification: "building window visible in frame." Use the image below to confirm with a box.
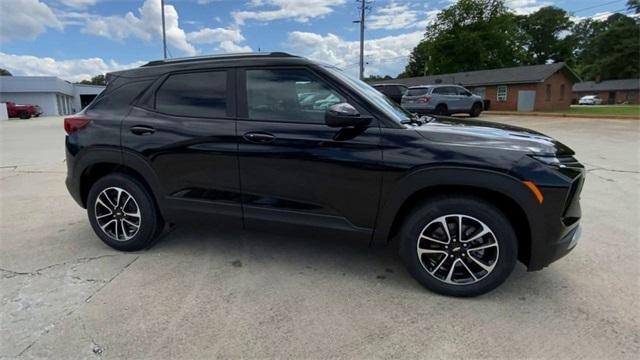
[546,84,551,101]
[560,84,565,100]
[496,85,507,102]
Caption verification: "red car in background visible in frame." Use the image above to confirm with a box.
[6,101,42,119]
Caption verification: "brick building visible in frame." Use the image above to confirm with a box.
[572,79,640,104]
[378,63,580,112]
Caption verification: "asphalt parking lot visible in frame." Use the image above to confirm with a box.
[1,115,638,359]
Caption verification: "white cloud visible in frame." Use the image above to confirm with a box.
[233,0,346,25]
[0,52,145,82]
[506,0,551,15]
[0,0,63,42]
[219,41,253,53]
[368,2,418,30]
[368,2,440,30]
[286,30,424,77]
[186,27,245,44]
[59,0,97,9]
[83,0,197,56]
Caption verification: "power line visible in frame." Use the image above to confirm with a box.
[572,0,626,14]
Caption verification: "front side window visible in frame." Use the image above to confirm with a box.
[156,71,227,118]
[497,85,508,102]
[246,68,345,123]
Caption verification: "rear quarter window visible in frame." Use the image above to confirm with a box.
[88,79,155,117]
[407,88,430,96]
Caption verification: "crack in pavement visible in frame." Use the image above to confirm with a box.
[584,162,640,174]
[0,254,122,279]
[5,255,139,358]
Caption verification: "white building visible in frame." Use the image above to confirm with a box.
[0,76,105,116]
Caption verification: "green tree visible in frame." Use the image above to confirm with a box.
[518,6,575,64]
[404,0,527,77]
[0,68,12,76]
[77,74,106,85]
[577,14,640,80]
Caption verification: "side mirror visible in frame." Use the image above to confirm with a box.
[325,103,372,128]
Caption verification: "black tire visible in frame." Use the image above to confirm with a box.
[399,196,517,297]
[434,104,448,116]
[19,112,31,119]
[87,173,164,251]
[469,103,482,117]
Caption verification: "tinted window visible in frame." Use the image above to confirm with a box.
[89,79,154,117]
[456,87,470,96]
[156,71,227,117]
[246,68,345,123]
[407,88,430,96]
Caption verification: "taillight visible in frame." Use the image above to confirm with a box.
[419,96,432,103]
[64,116,90,134]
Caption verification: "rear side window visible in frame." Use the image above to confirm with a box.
[156,71,227,117]
[407,88,429,96]
[89,79,154,116]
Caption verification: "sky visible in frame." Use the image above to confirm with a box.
[0,0,633,82]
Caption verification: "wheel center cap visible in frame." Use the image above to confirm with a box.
[452,246,461,252]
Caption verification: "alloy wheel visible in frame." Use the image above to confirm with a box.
[94,187,141,242]
[417,214,499,285]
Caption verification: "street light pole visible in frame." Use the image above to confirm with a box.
[161,0,167,59]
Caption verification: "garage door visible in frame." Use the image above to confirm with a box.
[517,90,536,112]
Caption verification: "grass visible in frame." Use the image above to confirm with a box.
[557,105,640,117]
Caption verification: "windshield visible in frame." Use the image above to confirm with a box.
[323,65,411,123]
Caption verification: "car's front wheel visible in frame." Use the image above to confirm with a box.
[87,173,164,251]
[399,196,517,297]
[469,103,482,117]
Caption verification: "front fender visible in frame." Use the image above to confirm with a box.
[372,166,542,245]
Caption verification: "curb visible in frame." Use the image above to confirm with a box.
[483,111,640,120]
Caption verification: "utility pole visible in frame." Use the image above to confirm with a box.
[161,0,167,59]
[358,0,365,80]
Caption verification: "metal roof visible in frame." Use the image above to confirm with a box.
[572,79,640,92]
[376,63,580,87]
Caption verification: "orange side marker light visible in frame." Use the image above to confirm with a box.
[523,181,544,204]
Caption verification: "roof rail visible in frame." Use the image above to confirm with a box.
[142,52,297,67]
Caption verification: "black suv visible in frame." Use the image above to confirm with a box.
[372,83,408,104]
[65,53,584,297]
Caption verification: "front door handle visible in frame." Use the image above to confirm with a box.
[130,125,155,136]
[243,132,275,144]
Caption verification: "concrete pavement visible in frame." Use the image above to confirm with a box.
[1,115,638,359]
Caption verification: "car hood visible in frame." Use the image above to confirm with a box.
[414,116,574,156]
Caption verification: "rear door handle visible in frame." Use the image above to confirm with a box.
[130,125,155,136]
[243,132,275,144]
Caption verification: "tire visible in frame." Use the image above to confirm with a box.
[399,196,517,297]
[469,103,482,117]
[19,112,31,119]
[87,173,164,251]
[434,104,448,116]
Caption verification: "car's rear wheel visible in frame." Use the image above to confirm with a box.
[87,173,164,251]
[19,112,31,119]
[399,196,517,297]
[434,104,448,115]
[469,103,482,117]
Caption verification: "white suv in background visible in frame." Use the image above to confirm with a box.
[401,85,484,117]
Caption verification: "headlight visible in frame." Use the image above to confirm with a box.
[530,155,567,168]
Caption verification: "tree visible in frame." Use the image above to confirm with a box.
[576,14,640,80]
[404,0,527,77]
[0,68,12,76]
[77,74,106,85]
[628,0,640,14]
[518,6,575,64]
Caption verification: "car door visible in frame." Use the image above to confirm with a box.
[122,68,242,223]
[236,67,384,236]
[456,86,475,110]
